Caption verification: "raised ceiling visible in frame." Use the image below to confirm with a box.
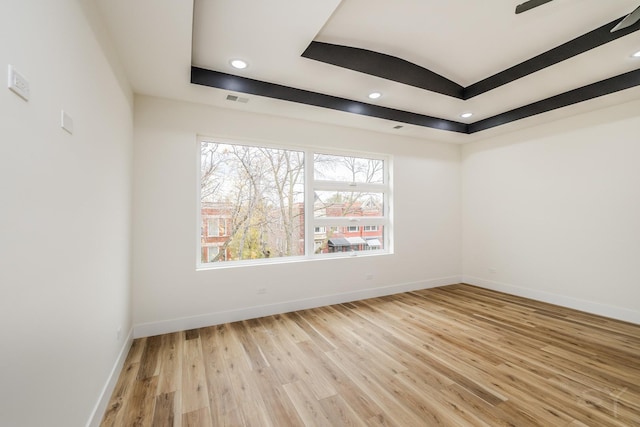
[98,0,640,143]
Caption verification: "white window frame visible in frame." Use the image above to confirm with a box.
[308,151,391,259]
[197,136,393,268]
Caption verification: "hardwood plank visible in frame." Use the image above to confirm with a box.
[233,321,305,425]
[122,376,158,427]
[181,335,209,414]
[156,332,182,395]
[323,349,428,426]
[253,316,337,400]
[151,392,175,427]
[284,311,336,352]
[282,380,333,427]
[319,394,368,427]
[217,324,275,426]
[99,361,140,426]
[439,383,536,427]
[182,407,212,427]
[229,321,270,371]
[199,325,243,426]
[138,335,163,380]
[100,284,640,427]
[100,338,149,426]
[296,340,386,421]
[270,312,312,343]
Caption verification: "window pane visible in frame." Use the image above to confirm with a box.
[314,191,384,218]
[314,226,385,254]
[206,218,219,237]
[200,142,305,262]
[208,246,219,262]
[314,153,384,184]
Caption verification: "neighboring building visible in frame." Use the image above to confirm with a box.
[312,197,384,254]
[202,198,384,262]
[201,202,232,262]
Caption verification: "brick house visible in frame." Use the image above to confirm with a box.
[201,202,232,262]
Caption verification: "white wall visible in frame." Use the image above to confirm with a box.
[132,95,461,335]
[0,1,133,426]
[462,100,640,323]
[2,2,637,422]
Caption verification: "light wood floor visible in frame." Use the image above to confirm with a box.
[100,284,640,426]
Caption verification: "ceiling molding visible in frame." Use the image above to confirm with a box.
[191,67,640,134]
[301,42,464,99]
[470,68,640,132]
[303,17,640,100]
[191,14,640,134]
[466,17,640,98]
[190,67,467,133]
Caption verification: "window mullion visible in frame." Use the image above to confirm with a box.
[313,217,386,227]
[313,181,387,193]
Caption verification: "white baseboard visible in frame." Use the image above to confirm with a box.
[463,276,640,325]
[85,329,134,427]
[133,275,462,338]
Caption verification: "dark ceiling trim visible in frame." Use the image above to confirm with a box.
[469,68,640,132]
[466,17,640,98]
[190,67,468,133]
[191,66,640,134]
[192,12,640,134]
[301,17,640,100]
[515,0,553,15]
[301,42,464,99]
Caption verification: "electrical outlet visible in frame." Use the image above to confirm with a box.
[257,288,267,294]
[8,65,29,101]
[365,274,374,280]
[116,327,122,341]
[489,268,497,274]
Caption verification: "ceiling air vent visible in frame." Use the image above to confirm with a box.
[226,94,249,103]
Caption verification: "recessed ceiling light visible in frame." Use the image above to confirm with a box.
[368,92,382,99]
[460,112,473,119]
[632,50,640,58]
[230,59,248,69]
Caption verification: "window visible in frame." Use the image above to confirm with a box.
[200,245,225,263]
[313,153,389,255]
[207,246,219,262]
[206,218,227,237]
[199,138,391,266]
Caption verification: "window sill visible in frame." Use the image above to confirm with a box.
[196,250,393,271]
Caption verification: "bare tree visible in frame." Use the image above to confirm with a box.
[200,143,223,201]
[200,142,304,262]
[261,148,304,256]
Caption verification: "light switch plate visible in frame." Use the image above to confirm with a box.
[61,110,74,134]
[8,65,30,101]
